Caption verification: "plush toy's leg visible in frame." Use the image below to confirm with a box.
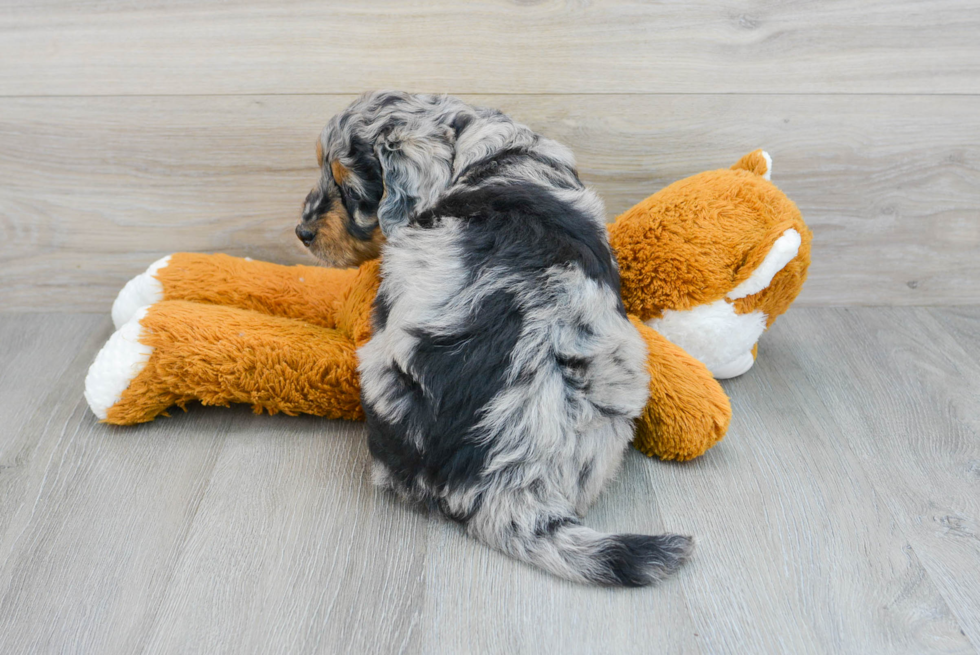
[111,252,378,331]
[629,318,731,461]
[87,300,363,425]
[112,256,172,329]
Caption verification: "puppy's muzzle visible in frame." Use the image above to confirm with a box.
[295,224,316,246]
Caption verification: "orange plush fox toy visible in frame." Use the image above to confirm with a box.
[85,151,810,461]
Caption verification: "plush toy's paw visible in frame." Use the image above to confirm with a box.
[646,300,768,380]
[630,319,731,461]
[85,307,154,420]
[711,351,756,379]
[111,255,171,329]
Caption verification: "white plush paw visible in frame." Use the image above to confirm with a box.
[646,300,767,380]
[711,351,756,379]
[111,255,171,329]
[85,307,154,420]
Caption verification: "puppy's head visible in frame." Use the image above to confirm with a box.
[296,91,458,267]
[296,115,386,267]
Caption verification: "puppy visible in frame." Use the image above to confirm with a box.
[299,92,692,586]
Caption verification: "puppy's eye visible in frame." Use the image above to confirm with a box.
[345,187,361,203]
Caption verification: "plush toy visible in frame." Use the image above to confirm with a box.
[611,150,811,379]
[85,150,810,461]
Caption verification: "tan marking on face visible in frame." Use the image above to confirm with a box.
[316,140,324,167]
[307,202,385,268]
[331,160,350,186]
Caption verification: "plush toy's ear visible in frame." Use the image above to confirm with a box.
[731,149,772,180]
[375,125,455,236]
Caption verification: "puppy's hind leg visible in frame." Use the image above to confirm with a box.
[571,419,637,517]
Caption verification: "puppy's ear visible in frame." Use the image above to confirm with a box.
[375,124,455,236]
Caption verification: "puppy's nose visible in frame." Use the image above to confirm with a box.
[295,224,316,246]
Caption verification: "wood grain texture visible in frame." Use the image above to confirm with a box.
[1,310,978,653]
[2,93,979,311]
[771,307,980,651]
[1,0,979,96]
[651,308,978,654]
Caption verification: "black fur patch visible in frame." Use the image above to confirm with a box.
[557,354,590,390]
[418,181,624,310]
[450,112,473,139]
[593,534,691,587]
[372,290,392,332]
[301,188,333,224]
[339,133,384,240]
[534,514,579,537]
[364,287,525,495]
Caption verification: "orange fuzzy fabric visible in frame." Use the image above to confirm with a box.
[101,150,811,461]
[630,318,730,460]
[609,150,811,324]
[106,301,364,424]
[107,257,382,425]
[157,253,376,335]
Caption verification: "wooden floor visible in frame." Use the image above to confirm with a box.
[0,307,977,654]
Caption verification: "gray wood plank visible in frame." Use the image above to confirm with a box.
[0,315,231,654]
[1,0,978,95]
[2,94,978,311]
[0,314,107,553]
[646,314,975,654]
[928,307,980,362]
[139,415,431,655]
[768,307,980,651]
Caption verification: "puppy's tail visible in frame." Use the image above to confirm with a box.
[469,508,693,587]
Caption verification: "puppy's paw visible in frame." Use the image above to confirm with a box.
[85,307,154,420]
[111,255,171,329]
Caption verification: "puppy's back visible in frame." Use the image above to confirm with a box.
[355,93,692,586]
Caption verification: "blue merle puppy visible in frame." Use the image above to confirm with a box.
[298,91,692,586]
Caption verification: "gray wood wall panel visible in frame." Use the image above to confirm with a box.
[1,0,978,95]
[2,94,978,311]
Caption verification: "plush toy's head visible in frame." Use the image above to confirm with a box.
[608,151,812,378]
